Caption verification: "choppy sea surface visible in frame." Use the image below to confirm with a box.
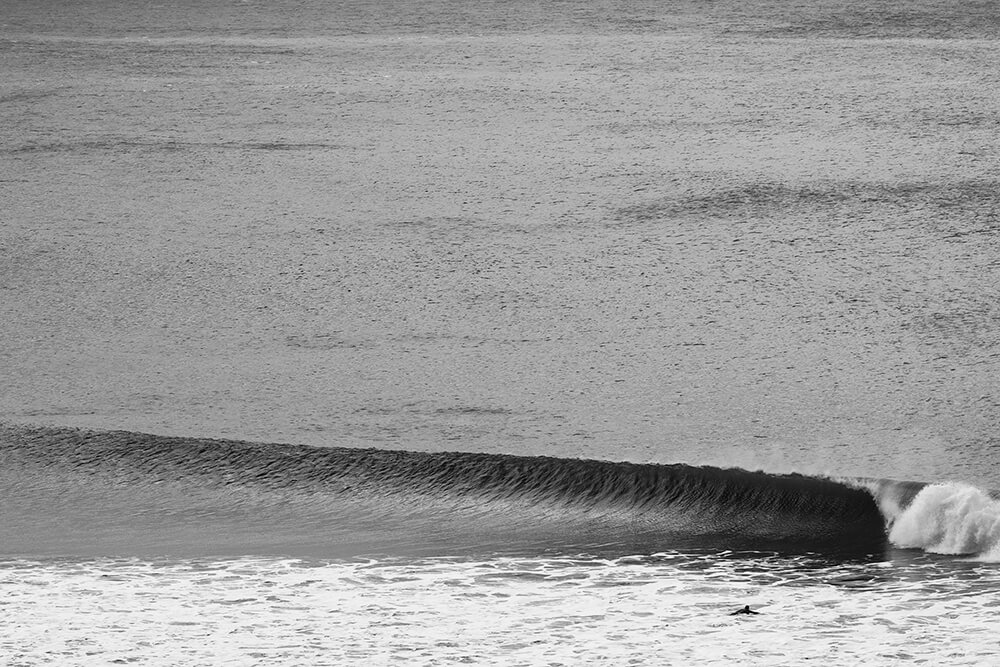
[3,0,1000,664]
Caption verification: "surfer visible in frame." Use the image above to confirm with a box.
[730,605,759,615]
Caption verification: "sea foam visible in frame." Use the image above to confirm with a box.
[887,483,1000,559]
[3,552,998,666]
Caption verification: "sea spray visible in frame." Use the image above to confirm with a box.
[888,483,1000,558]
[834,476,923,529]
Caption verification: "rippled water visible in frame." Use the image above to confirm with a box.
[4,2,1000,485]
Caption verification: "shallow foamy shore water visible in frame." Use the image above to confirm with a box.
[3,552,998,666]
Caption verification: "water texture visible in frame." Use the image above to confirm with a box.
[5,552,1000,666]
[2,0,1000,663]
[3,1,1000,485]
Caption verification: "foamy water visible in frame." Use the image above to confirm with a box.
[3,552,998,666]
[889,483,1000,559]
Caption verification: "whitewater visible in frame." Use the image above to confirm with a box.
[4,551,1000,665]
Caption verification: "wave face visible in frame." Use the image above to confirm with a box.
[0,425,912,559]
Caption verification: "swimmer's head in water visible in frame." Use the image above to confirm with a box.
[731,605,759,615]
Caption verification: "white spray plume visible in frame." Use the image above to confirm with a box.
[887,483,1000,559]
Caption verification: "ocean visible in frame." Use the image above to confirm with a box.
[2,0,1000,664]
[3,427,1000,664]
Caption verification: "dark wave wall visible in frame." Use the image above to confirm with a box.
[0,425,890,558]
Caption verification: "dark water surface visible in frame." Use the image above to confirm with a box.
[1,425,898,559]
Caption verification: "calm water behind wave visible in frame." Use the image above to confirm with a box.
[3,0,1000,485]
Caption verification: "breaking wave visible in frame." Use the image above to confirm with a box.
[1,425,997,560]
[883,483,1000,559]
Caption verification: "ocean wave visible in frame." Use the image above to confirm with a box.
[3,425,996,560]
[885,483,1000,559]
